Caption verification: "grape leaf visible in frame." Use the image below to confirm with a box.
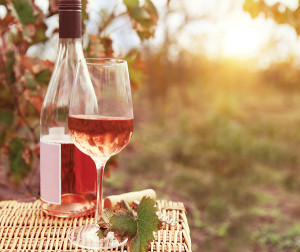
[144,0,158,19]
[125,52,146,89]
[243,0,300,35]
[11,0,38,25]
[81,0,89,34]
[110,212,137,238]
[110,197,161,252]
[123,0,158,40]
[0,111,14,127]
[123,0,138,9]
[129,197,160,252]
[115,199,135,218]
[97,228,106,239]
[8,137,32,185]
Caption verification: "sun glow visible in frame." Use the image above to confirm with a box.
[220,15,268,59]
[221,25,262,58]
[165,0,300,65]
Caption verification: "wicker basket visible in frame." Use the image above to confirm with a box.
[0,200,191,251]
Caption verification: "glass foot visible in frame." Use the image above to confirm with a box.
[68,224,127,250]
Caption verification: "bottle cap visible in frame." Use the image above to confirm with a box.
[58,0,82,38]
[58,0,81,11]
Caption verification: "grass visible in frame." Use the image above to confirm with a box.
[103,61,300,251]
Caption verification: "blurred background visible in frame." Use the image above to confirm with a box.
[1,0,300,251]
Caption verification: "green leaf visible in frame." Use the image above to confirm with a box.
[110,212,137,238]
[97,228,106,239]
[124,0,139,9]
[36,69,51,84]
[32,24,47,44]
[116,200,135,218]
[11,0,38,25]
[102,197,160,252]
[144,0,158,19]
[25,75,38,90]
[133,6,151,25]
[125,53,145,88]
[129,197,160,252]
[124,0,151,25]
[0,111,14,127]
[8,137,32,185]
[81,0,89,34]
[5,50,15,84]
[0,85,15,109]
[0,131,7,146]
[243,0,300,35]
[123,0,157,40]
[131,235,142,252]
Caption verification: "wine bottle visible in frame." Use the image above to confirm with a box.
[40,0,96,217]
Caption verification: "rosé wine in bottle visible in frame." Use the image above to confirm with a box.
[40,0,96,217]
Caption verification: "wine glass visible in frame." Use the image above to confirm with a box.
[67,58,134,249]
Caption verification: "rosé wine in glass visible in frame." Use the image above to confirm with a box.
[67,58,133,250]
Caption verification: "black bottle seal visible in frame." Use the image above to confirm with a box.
[58,0,82,38]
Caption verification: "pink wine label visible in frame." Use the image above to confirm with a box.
[40,139,61,204]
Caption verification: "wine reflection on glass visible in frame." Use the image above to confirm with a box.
[67,58,134,250]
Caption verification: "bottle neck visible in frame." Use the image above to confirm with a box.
[59,10,81,39]
[57,38,83,56]
[56,38,83,64]
[40,38,84,137]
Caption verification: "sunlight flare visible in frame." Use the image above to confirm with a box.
[221,18,265,58]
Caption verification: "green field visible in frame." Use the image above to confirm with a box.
[104,59,300,251]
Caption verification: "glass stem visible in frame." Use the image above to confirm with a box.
[95,162,105,225]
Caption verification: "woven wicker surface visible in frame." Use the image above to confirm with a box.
[0,200,191,252]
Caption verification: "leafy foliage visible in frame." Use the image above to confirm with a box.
[243,0,300,35]
[98,197,161,252]
[0,0,158,193]
[124,0,158,40]
[128,197,161,252]
[0,0,52,188]
[8,137,32,184]
[110,212,137,238]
